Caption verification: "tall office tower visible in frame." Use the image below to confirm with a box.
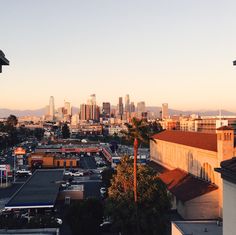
[130,102,135,112]
[102,102,111,117]
[118,97,124,116]
[57,107,64,120]
[80,103,99,121]
[125,94,130,113]
[137,101,146,113]
[80,104,87,120]
[64,101,72,116]
[162,103,169,119]
[90,104,100,120]
[49,96,55,120]
[88,94,96,105]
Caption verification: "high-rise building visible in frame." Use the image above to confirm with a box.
[137,101,145,113]
[80,102,100,121]
[80,104,87,120]
[49,96,55,120]
[64,101,72,116]
[118,97,124,116]
[102,102,111,117]
[88,94,96,105]
[125,94,130,113]
[162,103,169,119]
[130,102,135,113]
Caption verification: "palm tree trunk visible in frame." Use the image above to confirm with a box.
[133,138,138,203]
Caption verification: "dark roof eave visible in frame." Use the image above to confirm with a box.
[0,56,9,65]
[215,167,236,184]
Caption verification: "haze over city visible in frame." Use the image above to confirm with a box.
[1,1,236,111]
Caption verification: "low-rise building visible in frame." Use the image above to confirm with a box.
[172,221,222,235]
[28,153,79,169]
[150,126,235,219]
[215,157,236,235]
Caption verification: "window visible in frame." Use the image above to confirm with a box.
[65,197,70,205]
[200,163,215,184]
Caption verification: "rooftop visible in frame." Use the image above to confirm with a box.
[172,221,222,235]
[5,169,64,209]
[215,157,236,184]
[159,168,218,201]
[0,50,9,73]
[216,125,233,131]
[152,130,217,152]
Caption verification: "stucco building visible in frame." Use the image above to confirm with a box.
[215,157,236,235]
[150,126,235,219]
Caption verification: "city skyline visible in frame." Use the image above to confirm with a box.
[1,1,236,111]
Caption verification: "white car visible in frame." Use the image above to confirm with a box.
[56,218,63,225]
[100,187,107,195]
[72,171,84,177]
[64,171,72,176]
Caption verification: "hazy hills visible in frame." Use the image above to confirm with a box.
[0,107,235,118]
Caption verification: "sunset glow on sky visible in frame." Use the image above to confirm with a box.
[1,1,236,111]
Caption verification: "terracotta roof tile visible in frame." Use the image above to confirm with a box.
[152,130,217,152]
[159,168,218,201]
[217,126,233,131]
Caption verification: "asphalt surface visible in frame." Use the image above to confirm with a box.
[75,156,102,199]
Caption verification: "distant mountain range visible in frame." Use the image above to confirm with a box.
[0,107,235,118]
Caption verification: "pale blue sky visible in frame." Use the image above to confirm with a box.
[1,0,236,111]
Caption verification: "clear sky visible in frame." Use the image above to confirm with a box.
[1,0,236,111]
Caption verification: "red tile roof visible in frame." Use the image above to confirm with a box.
[159,168,218,201]
[152,130,217,152]
[217,126,233,131]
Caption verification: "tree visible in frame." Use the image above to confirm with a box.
[101,167,114,187]
[7,115,18,127]
[105,156,171,235]
[33,128,45,140]
[121,117,154,202]
[66,198,103,235]
[61,123,70,139]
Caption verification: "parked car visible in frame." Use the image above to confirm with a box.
[72,171,84,177]
[55,218,63,225]
[100,187,108,198]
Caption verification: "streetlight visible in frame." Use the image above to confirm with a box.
[0,50,9,73]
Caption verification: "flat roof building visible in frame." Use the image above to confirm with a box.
[172,221,222,235]
[5,169,64,209]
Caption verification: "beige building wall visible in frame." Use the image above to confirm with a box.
[150,140,219,184]
[150,128,235,219]
[223,179,236,235]
[176,190,219,220]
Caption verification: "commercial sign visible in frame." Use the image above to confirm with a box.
[14,147,26,155]
[0,165,6,171]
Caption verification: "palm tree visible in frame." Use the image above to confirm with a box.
[122,117,154,202]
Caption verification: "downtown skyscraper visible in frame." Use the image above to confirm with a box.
[49,96,55,120]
